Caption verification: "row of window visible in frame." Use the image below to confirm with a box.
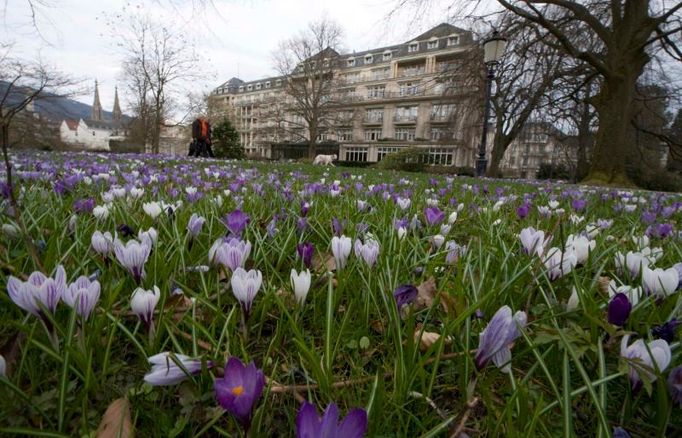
[336,127,454,142]
[238,79,283,93]
[336,104,455,122]
[407,35,460,53]
[344,146,454,165]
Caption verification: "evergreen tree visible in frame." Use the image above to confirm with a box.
[212,118,245,159]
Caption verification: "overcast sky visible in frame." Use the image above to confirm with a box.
[2,0,456,114]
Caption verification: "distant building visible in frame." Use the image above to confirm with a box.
[59,81,127,151]
[499,122,578,179]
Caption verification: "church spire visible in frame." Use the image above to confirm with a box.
[112,86,122,122]
[91,80,103,121]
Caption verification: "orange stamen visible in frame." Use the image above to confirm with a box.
[231,385,244,396]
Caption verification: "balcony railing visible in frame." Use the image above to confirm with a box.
[393,115,418,123]
[363,116,384,125]
[430,114,454,122]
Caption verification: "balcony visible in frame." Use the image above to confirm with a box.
[393,115,418,124]
[430,114,454,123]
[363,116,384,125]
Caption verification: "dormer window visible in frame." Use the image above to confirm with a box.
[265,81,271,88]
[238,86,244,92]
[247,85,253,91]
[427,39,438,49]
[347,58,355,67]
[383,50,392,61]
[447,35,460,46]
[408,42,419,53]
[276,79,282,86]
[256,83,262,90]
[365,54,373,64]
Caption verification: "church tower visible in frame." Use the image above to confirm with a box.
[91,80,103,121]
[112,86,122,122]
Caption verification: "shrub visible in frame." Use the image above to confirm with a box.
[213,118,245,159]
[536,163,571,180]
[376,147,427,172]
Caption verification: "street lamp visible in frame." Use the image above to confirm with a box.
[476,31,507,177]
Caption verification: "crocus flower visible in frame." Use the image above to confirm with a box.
[7,265,67,317]
[73,198,95,214]
[231,268,263,315]
[613,427,631,438]
[607,293,631,326]
[354,238,380,267]
[652,319,680,343]
[223,209,250,237]
[445,240,466,264]
[668,365,682,407]
[0,354,5,377]
[424,206,445,226]
[138,227,158,248]
[393,284,418,308]
[620,335,671,389]
[187,213,205,238]
[430,234,445,250]
[291,269,312,305]
[131,286,160,328]
[63,275,101,320]
[614,251,651,278]
[396,197,411,210]
[331,235,352,270]
[296,401,368,438]
[297,242,314,269]
[93,205,109,220]
[91,231,114,257]
[332,217,345,236]
[214,357,265,427]
[143,202,163,219]
[642,267,678,298]
[475,305,527,373]
[519,227,546,257]
[543,247,577,281]
[565,234,595,265]
[114,238,152,284]
[144,352,208,386]
[209,237,252,271]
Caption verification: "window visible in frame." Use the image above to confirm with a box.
[347,58,356,67]
[247,85,253,91]
[364,129,383,141]
[239,86,244,92]
[372,68,390,80]
[92,131,95,136]
[431,104,455,120]
[276,79,282,87]
[377,146,400,161]
[346,146,368,162]
[395,128,416,141]
[337,129,353,141]
[337,110,354,124]
[431,128,445,141]
[399,81,420,96]
[408,43,419,53]
[395,106,418,122]
[400,65,425,77]
[427,39,439,49]
[265,82,271,88]
[383,51,392,61]
[367,85,385,99]
[425,148,453,165]
[447,36,460,46]
[256,83,262,90]
[365,108,384,123]
[344,72,361,84]
[365,54,373,64]
[317,132,329,141]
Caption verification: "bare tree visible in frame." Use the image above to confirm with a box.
[0,44,78,271]
[108,11,200,153]
[273,19,344,159]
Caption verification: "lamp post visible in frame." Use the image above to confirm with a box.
[476,31,507,177]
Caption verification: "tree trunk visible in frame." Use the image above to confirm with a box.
[486,135,509,178]
[308,123,317,159]
[585,75,638,186]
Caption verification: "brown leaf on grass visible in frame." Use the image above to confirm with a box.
[597,276,611,296]
[415,277,438,310]
[164,294,194,322]
[312,252,336,273]
[0,332,26,377]
[414,327,452,352]
[97,398,133,438]
[370,319,385,334]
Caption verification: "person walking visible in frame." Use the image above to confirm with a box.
[189,116,214,158]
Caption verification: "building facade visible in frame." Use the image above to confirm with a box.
[60,82,127,151]
[209,23,484,167]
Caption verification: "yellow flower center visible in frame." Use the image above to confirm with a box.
[231,385,244,396]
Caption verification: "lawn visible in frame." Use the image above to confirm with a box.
[0,151,680,437]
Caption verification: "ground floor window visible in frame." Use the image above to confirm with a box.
[377,146,401,161]
[364,129,383,141]
[424,147,453,165]
[395,128,416,141]
[345,147,368,162]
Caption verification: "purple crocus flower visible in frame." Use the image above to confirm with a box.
[297,242,314,269]
[475,305,527,373]
[72,198,95,214]
[516,203,530,219]
[7,265,67,317]
[424,206,445,226]
[296,401,368,438]
[63,275,101,320]
[613,427,631,438]
[354,238,380,267]
[223,209,250,237]
[620,335,671,390]
[301,201,310,217]
[668,365,682,407]
[332,217,345,236]
[646,223,674,239]
[607,293,631,327]
[214,357,265,427]
[445,240,466,265]
[571,198,586,212]
[652,319,680,343]
[209,237,252,271]
[144,352,209,386]
[297,217,309,233]
[114,238,152,284]
[393,284,418,308]
[187,213,206,238]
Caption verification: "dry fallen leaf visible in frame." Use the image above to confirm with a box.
[97,398,133,438]
[415,277,438,310]
[598,276,611,296]
[312,252,336,273]
[414,328,452,352]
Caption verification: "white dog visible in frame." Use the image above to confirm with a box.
[313,154,337,166]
